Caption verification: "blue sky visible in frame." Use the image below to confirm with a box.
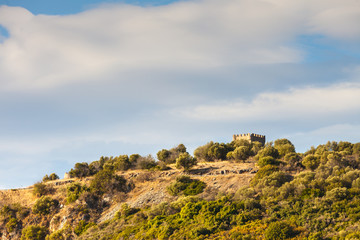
[0,0,359,189]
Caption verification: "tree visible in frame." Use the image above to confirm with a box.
[157,149,171,162]
[274,139,296,157]
[69,162,91,178]
[176,153,197,172]
[207,143,228,161]
[90,169,127,195]
[302,154,320,170]
[129,154,141,165]
[114,155,131,171]
[174,144,187,154]
[257,156,278,167]
[257,146,279,159]
[232,146,251,162]
[32,182,52,197]
[49,173,59,181]
[136,155,157,169]
[157,144,188,164]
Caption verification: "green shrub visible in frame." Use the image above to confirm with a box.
[167,176,206,196]
[66,183,88,204]
[232,146,252,161]
[115,203,139,218]
[21,225,48,240]
[183,181,207,196]
[264,221,293,240]
[157,144,186,164]
[207,143,228,161]
[256,171,292,188]
[129,154,141,166]
[251,165,279,186]
[6,217,19,232]
[42,174,58,182]
[32,196,58,215]
[74,220,96,236]
[32,182,52,197]
[69,162,91,178]
[302,154,320,170]
[175,153,197,172]
[89,169,127,195]
[326,187,348,201]
[113,155,131,171]
[136,155,157,169]
[257,156,279,167]
[274,139,296,157]
[46,230,64,240]
[257,146,279,159]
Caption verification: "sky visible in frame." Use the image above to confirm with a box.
[0,0,359,189]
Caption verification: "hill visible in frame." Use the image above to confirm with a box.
[0,139,359,239]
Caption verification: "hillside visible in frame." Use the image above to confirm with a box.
[0,139,359,239]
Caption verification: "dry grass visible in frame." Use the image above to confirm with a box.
[0,160,258,224]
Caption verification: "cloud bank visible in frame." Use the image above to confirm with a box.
[0,0,359,90]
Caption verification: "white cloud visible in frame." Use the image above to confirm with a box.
[0,0,358,90]
[308,0,360,40]
[176,82,360,121]
[0,0,311,90]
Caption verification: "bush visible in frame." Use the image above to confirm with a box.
[302,154,320,170]
[69,162,91,178]
[207,143,228,161]
[49,173,59,181]
[257,156,279,167]
[167,176,206,196]
[326,187,348,201]
[353,143,360,155]
[89,169,127,195]
[183,181,207,196]
[256,171,292,188]
[274,139,296,157]
[74,220,96,236]
[157,149,171,162]
[6,217,19,232]
[66,183,88,204]
[32,196,59,215]
[33,182,52,197]
[129,154,141,166]
[257,146,279,159]
[136,155,157,170]
[46,230,64,240]
[115,203,139,218]
[194,142,213,161]
[264,221,293,240]
[114,155,131,171]
[251,165,279,186]
[176,153,197,172]
[231,146,251,161]
[21,225,48,240]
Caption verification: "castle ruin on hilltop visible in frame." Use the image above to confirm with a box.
[232,133,266,145]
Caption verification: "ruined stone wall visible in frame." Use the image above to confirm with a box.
[232,133,265,145]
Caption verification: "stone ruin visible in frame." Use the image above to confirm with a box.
[232,133,265,145]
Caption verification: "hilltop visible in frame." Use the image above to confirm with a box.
[0,139,359,239]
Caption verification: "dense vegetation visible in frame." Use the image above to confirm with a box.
[1,139,360,239]
[78,140,360,239]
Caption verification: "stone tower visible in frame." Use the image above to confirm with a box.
[232,133,265,145]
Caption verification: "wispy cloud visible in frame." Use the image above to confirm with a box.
[176,81,360,121]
